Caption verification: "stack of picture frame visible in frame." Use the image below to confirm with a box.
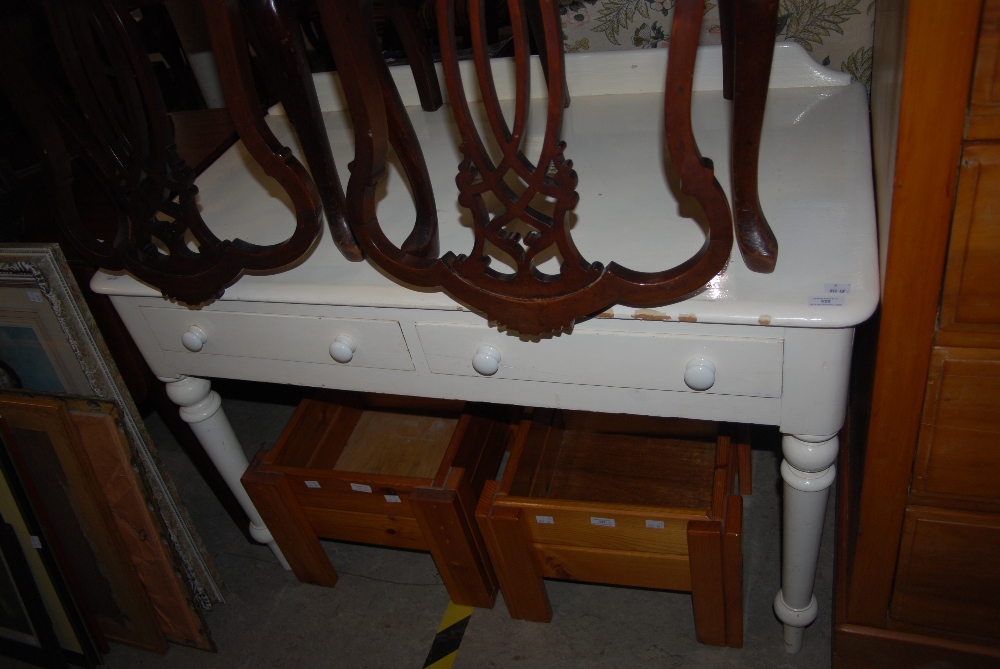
[0,245,224,663]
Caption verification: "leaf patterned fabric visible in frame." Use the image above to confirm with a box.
[559,0,876,90]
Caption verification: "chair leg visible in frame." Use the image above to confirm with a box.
[384,0,443,111]
[718,0,735,100]
[241,455,338,587]
[731,0,780,273]
[688,519,727,646]
[723,495,744,648]
[475,482,552,622]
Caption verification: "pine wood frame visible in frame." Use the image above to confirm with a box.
[835,0,989,663]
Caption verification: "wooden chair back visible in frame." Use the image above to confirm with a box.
[0,0,324,305]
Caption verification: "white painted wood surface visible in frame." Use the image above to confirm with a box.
[96,44,877,653]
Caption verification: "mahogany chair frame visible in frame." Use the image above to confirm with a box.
[303,0,779,335]
[0,0,326,305]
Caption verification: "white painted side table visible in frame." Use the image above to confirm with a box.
[93,44,878,653]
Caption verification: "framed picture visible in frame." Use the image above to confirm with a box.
[0,418,99,668]
[0,393,167,652]
[63,395,212,649]
[0,246,223,614]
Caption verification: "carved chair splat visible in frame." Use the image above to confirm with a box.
[312,0,773,336]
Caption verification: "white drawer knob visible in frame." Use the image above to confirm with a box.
[181,326,208,352]
[684,358,716,391]
[329,335,357,364]
[472,345,501,376]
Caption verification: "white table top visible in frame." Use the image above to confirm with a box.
[94,43,878,330]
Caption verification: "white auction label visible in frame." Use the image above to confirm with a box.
[350,483,372,493]
[304,480,321,489]
[824,283,851,294]
[808,296,845,306]
[30,536,42,549]
[645,520,665,529]
[535,516,555,525]
[591,517,616,527]
[26,291,43,303]
[384,495,402,503]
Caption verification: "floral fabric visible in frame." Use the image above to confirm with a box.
[559,0,876,90]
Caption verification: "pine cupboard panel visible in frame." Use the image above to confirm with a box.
[967,0,1000,139]
[889,506,1000,643]
[911,348,1000,507]
[845,0,983,629]
[938,145,1000,348]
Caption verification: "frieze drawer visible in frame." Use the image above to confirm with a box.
[140,307,414,371]
[415,323,782,397]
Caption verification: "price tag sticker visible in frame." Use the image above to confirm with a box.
[304,480,321,489]
[30,536,42,549]
[590,517,616,528]
[535,516,555,525]
[384,495,402,503]
[645,520,665,529]
[809,296,845,306]
[350,483,372,493]
[824,283,851,294]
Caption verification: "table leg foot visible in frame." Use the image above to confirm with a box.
[160,375,290,569]
[775,432,837,653]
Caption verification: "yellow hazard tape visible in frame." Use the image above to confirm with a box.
[422,601,473,669]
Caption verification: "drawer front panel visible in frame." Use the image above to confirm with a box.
[140,308,414,371]
[416,323,783,397]
[914,348,1000,503]
[890,506,1000,640]
[284,473,421,518]
[303,507,426,550]
[494,500,698,555]
[535,544,692,591]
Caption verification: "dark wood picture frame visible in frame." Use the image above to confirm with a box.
[0,418,98,667]
[64,396,213,650]
[0,393,167,653]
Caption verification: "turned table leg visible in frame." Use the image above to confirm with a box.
[160,375,291,570]
[774,432,838,654]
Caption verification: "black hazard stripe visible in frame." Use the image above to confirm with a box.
[422,603,472,668]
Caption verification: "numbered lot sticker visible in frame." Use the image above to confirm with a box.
[808,296,844,306]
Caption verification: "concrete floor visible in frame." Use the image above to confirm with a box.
[27,380,836,668]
